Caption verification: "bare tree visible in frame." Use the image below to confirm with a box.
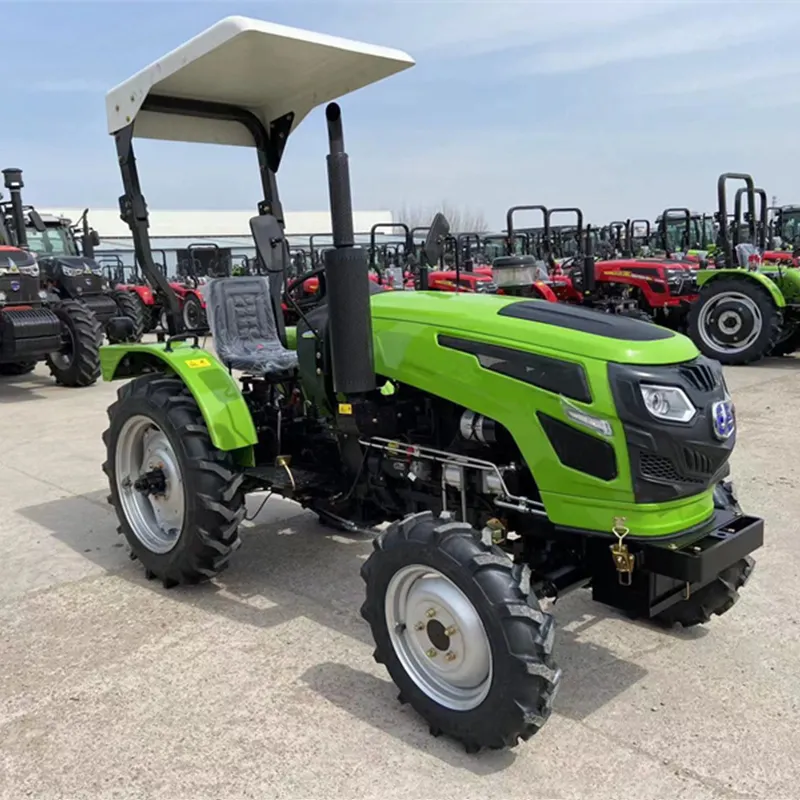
[393,201,489,234]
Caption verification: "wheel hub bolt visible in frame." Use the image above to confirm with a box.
[425,608,436,618]
[445,651,457,662]
[426,648,437,658]
[445,626,457,636]
[414,621,425,631]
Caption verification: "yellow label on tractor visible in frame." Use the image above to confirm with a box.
[338,403,353,415]
[185,357,211,369]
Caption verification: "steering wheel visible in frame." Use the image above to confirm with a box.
[284,266,327,313]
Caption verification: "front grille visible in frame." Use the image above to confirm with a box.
[682,446,713,475]
[678,361,718,392]
[81,294,120,321]
[640,453,704,484]
[0,307,62,357]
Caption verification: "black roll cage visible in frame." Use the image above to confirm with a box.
[114,94,295,336]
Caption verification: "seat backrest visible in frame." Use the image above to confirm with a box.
[206,276,280,357]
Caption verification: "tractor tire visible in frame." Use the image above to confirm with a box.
[45,300,101,387]
[361,510,561,752]
[0,361,37,376]
[688,278,781,365]
[111,290,145,342]
[102,374,245,587]
[770,326,800,357]
[182,294,206,331]
[141,304,158,333]
[713,479,741,515]
[653,557,755,629]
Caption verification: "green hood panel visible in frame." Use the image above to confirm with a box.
[370,292,713,536]
[370,292,698,365]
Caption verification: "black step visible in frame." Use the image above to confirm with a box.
[243,464,320,494]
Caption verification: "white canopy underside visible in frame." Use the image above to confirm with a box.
[106,16,415,147]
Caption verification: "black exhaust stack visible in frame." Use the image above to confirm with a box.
[2,168,28,248]
[324,103,375,396]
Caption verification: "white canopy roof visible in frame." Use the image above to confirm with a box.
[106,16,415,147]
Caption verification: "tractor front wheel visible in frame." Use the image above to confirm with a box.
[655,480,753,628]
[45,300,101,387]
[111,290,145,342]
[654,557,754,629]
[102,374,245,587]
[688,278,781,365]
[361,511,561,752]
[182,294,206,331]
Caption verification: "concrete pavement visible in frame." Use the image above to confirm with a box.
[0,357,798,799]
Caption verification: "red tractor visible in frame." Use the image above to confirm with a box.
[499,205,699,328]
[102,252,164,332]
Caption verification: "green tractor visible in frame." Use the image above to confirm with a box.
[100,18,762,752]
[688,173,800,363]
[654,208,716,260]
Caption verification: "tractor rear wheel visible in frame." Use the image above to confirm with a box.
[102,374,245,587]
[0,361,37,376]
[111,290,145,342]
[361,511,561,751]
[688,278,781,365]
[45,300,101,387]
[770,325,800,356]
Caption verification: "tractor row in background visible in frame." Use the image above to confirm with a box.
[0,168,145,385]
[344,177,800,367]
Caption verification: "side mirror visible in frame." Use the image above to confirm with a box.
[28,209,46,232]
[249,214,285,273]
[90,229,100,246]
[424,213,450,267]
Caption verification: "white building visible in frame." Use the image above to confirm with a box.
[39,208,394,242]
[38,208,397,276]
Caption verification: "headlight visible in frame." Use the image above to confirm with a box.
[18,264,40,277]
[640,384,696,423]
[0,291,6,304]
[38,290,48,300]
[62,266,85,277]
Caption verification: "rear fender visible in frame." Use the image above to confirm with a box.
[130,285,155,306]
[530,281,559,303]
[100,341,257,460]
[697,269,785,307]
[185,287,206,308]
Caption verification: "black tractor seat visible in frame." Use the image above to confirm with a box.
[205,276,298,375]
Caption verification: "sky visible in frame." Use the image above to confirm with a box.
[3,0,800,230]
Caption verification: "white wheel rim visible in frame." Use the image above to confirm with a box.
[385,564,493,711]
[697,291,763,355]
[114,415,185,554]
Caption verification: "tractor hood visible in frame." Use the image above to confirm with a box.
[39,255,104,275]
[597,258,697,271]
[370,291,698,365]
